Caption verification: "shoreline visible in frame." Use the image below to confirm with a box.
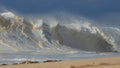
[0,56,120,68]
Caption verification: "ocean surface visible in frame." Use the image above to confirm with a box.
[0,11,120,64]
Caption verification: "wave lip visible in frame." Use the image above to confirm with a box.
[0,11,119,53]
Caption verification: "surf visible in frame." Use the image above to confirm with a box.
[0,11,119,53]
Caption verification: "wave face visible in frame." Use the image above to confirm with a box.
[0,11,119,53]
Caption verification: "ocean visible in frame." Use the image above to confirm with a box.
[0,11,120,64]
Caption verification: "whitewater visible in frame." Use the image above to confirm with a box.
[0,11,120,64]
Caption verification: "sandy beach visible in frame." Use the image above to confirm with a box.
[0,56,120,68]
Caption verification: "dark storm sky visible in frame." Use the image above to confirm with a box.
[0,0,120,25]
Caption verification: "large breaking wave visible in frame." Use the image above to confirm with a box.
[0,11,119,53]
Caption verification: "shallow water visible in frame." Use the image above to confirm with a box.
[0,51,119,64]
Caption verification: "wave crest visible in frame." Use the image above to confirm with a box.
[0,11,118,52]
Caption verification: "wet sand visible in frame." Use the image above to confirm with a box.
[0,56,120,68]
